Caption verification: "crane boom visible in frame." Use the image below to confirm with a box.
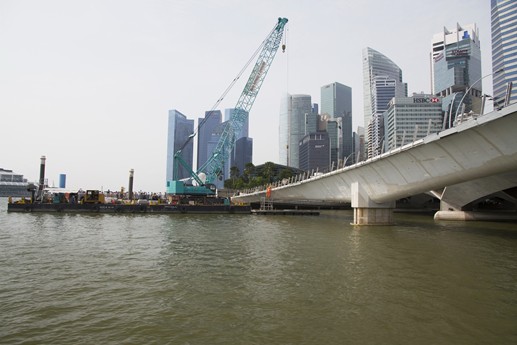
[198,17,288,183]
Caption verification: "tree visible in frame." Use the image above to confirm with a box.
[279,168,293,180]
[262,161,275,183]
[243,162,255,183]
[229,166,240,189]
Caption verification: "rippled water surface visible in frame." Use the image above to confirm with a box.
[1,198,516,344]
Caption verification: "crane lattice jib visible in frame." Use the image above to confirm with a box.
[199,17,288,183]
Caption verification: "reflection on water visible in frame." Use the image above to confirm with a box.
[1,199,516,344]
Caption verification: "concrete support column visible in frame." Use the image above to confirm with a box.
[351,182,395,225]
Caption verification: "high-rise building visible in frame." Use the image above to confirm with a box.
[224,108,249,138]
[383,94,444,152]
[298,132,330,172]
[317,114,342,169]
[491,0,517,109]
[279,94,313,168]
[197,110,222,170]
[363,48,407,158]
[225,108,252,178]
[166,109,194,183]
[205,121,229,189]
[231,137,253,176]
[431,23,482,125]
[321,82,353,164]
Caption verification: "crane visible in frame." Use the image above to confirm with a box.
[167,17,288,196]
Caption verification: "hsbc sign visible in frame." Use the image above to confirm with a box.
[413,97,440,103]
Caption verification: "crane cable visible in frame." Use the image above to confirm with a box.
[178,24,278,153]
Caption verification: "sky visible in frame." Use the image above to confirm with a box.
[0,0,492,192]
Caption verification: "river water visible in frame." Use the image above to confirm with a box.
[1,197,516,344]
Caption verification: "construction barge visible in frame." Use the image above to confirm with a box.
[7,189,251,214]
[7,201,251,214]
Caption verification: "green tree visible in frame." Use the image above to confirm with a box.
[279,168,293,180]
[262,161,275,183]
[229,166,240,189]
[243,162,255,183]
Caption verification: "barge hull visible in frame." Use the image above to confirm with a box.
[7,203,251,214]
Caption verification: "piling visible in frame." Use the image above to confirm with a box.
[128,169,134,200]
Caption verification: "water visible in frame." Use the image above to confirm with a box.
[1,198,516,344]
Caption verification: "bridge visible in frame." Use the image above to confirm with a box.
[232,103,517,224]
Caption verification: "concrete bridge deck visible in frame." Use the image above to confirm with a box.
[233,103,517,224]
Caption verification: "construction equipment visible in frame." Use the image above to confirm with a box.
[167,17,288,196]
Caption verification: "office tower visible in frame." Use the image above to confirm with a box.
[224,108,249,138]
[383,94,443,151]
[431,23,482,125]
[317,114,342,169]
[321,82,353,164]
[225,108,252,178]
[279,94,312,168]
[298,132,330,172]
[491,0,517,109]
[202,120,230,189]
[363,47,407,158]
[197,110,222,170]
[231,137,253,176]
[166,109,194,183]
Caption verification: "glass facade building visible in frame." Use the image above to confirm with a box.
[383,95,443,152]
[231,137,253,177]
[491,0,517,109]
[363,47,406,128]
[362,47,407,158]
[431,23,482,125]
[279,94,313,168]
[197,110,222,170]
[321,82,353,164]
[166,109,194,183]
[298,132,330,172]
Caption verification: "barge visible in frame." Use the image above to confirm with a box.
[7,201,251,214]
[7,189,251,214]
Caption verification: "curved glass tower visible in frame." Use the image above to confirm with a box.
[362,47,406,158]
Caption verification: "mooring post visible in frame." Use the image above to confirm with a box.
[128,169,134,200]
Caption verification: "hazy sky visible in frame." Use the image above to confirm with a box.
[1,0,491,192]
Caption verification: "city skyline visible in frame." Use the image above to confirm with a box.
[0,0,492,192]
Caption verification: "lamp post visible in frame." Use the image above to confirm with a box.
[454,68,504,123]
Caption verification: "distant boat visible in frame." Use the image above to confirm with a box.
[0,168,31,197]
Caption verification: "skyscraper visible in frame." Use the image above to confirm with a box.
[225,108,252,182]
[491,0,517,109]
[225,108,249,138]
[231,137,253,176]
[298,132,330,172]
[383,94,443,152]
[321,82,353,164]
[431,23,482,125]
[363,47,407,158]
[197,110,222,170]
[279,94,313,168]
[166,109,194,183]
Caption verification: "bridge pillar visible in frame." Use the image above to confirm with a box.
[351,182,395,225]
